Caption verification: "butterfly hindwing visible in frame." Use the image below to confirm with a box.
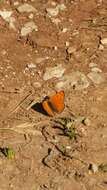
[42,100,55,116]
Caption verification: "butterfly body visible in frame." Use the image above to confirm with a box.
[42,91,65,116]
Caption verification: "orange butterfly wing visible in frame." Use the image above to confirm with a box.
[49,91,65,113]
[42,91,65,116]
[42,100,55,116]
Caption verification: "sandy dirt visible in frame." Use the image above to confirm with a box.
[0,0,107,190]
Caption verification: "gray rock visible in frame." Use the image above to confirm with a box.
[21,21,38,36]
[43,64,65,80]
[17,3,37,13]
[56,71,89,90]
[87,72,105,84]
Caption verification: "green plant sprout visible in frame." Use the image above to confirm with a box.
[0,147,15,159]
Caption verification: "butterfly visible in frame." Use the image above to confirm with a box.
[42,91,65,117]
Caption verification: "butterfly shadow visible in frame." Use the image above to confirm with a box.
[31,96,49,116]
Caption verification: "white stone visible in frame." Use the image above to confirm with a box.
[61,28,68,33]
[27,63,36,69]
[56,71,89,90]
[0,10,12,21]
[54,46,58,50]
[17,3,37,13]
[91,67,102,73]
[89,163,98,173]
[65,41,70,47]
[66,146,71,150]
[0,10,16,30]
[101,38,107,45]
[28,13,34,19]
[87,72,105,84]
[43,64,65,80]
[21,21,38,36]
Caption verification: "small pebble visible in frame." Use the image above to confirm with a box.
[46,7,59,17]
[66,41,69,47]
[83,118,91,126]
[54,46,58,50]
[99,44,104,50]
[61,28,68,33]
[67,47,76,54]
[27,63,36,69]
[101,38,107,45]
[28,13,34,19]
[14,1,19,6]
[66,146,71,150]
[89,163,98,173]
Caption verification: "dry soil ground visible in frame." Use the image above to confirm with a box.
[0,0,107,190]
